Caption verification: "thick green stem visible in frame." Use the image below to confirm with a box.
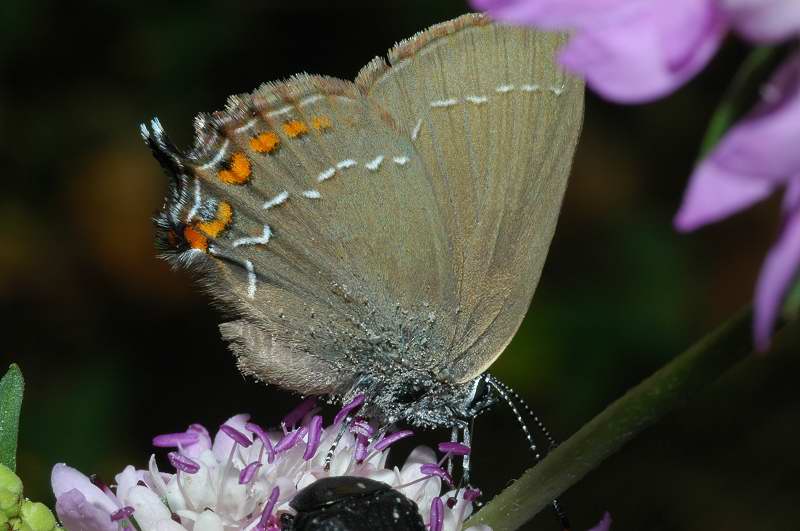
[466,307,762,531]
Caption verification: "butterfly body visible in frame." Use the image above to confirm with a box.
[144,14,583,430]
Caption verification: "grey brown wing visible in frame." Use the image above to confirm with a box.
[146,73,456,396]
[357,14,584,382]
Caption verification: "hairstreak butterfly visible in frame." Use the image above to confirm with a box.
[142,12,583,492]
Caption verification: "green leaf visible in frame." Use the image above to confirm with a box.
[0,364,24,471]
[699,46,778,158]
[466,307,798,531]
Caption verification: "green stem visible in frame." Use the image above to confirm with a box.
[466,307,764,531]
[699,46,777,157]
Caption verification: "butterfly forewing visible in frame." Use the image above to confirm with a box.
[360,15,584,382]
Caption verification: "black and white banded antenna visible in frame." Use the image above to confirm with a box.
[486,374,571,531]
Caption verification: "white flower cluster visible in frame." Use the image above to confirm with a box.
[52,407,489,531]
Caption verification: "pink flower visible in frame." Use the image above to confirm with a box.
[676,50,800,350]
[589,512,613,531]
[51,407,489,531]
[470,0,728,103]
[721,0,800,43]
[469,0,800,103]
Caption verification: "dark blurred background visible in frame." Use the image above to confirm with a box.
[2,1,799,529]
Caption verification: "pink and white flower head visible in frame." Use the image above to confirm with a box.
[51,398,490,531]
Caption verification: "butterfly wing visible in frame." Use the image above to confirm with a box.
[359,15,584,382]
[145,14,583,395]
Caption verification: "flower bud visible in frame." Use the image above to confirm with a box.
[0,464,23,518]
[18,501,57,531]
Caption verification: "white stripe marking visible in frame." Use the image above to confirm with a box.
[233,118,257,134]
[411,119,422,140]
[495,84,514,93]
[303,190,322,199]
[392,156,409,166]
[550,84,565,96]
[300,94,324,106]
[186,179,201,222]
[365,155,384,171]
[430,98,459,108]
[263,191,289,210]
[267,106,294,118]
[336,159,357,170]
[233,225,272,248]
[317,167,336,182]
[198,139,230,170]
[520,84,540,92]
[245,259,257,299]
[465,95,488,104]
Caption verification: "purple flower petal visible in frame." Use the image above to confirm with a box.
[55,489,116,531]
[239,461,262,484]
[212,413,250,461]
[333,394,365,425]
[110,506,135,522]
[167,452,200,474]
[674,159,776,231]
[438,442,471,456]
[589,511,613,531]
[282,397,317,428]
[354,434,369,462]
[303,415,324,461]
[463,488,482,502]
[220,424,253,448]
[257,486,280,531]
[470,0,631,29]
[429,497,444,531]
[183,423,213,457]
[274,427,308,453]
[473,0,727,103]
[152,431,199,448]
[420,464,454,486]
[51,464,118,513]
[702,51,800,182]
[559,0,727,103]
[374,429,414,452]
[754,196,800,350]
[246,421,276,463]
[723,0,800,43]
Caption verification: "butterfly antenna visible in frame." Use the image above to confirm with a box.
[486,375,571,531]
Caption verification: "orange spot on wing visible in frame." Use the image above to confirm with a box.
[311,115,332,131]
[218,152,251,184]
[195,201,233,238]
[250,131,280,153]
[183,225,208,251]
[283,120,309,138]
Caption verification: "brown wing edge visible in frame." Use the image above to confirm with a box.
[150,13,491,168]
[354,13,490,92]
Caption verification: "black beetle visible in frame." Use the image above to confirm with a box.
[280,476,425,531]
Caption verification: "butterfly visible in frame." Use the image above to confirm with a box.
[143,13,583,444]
